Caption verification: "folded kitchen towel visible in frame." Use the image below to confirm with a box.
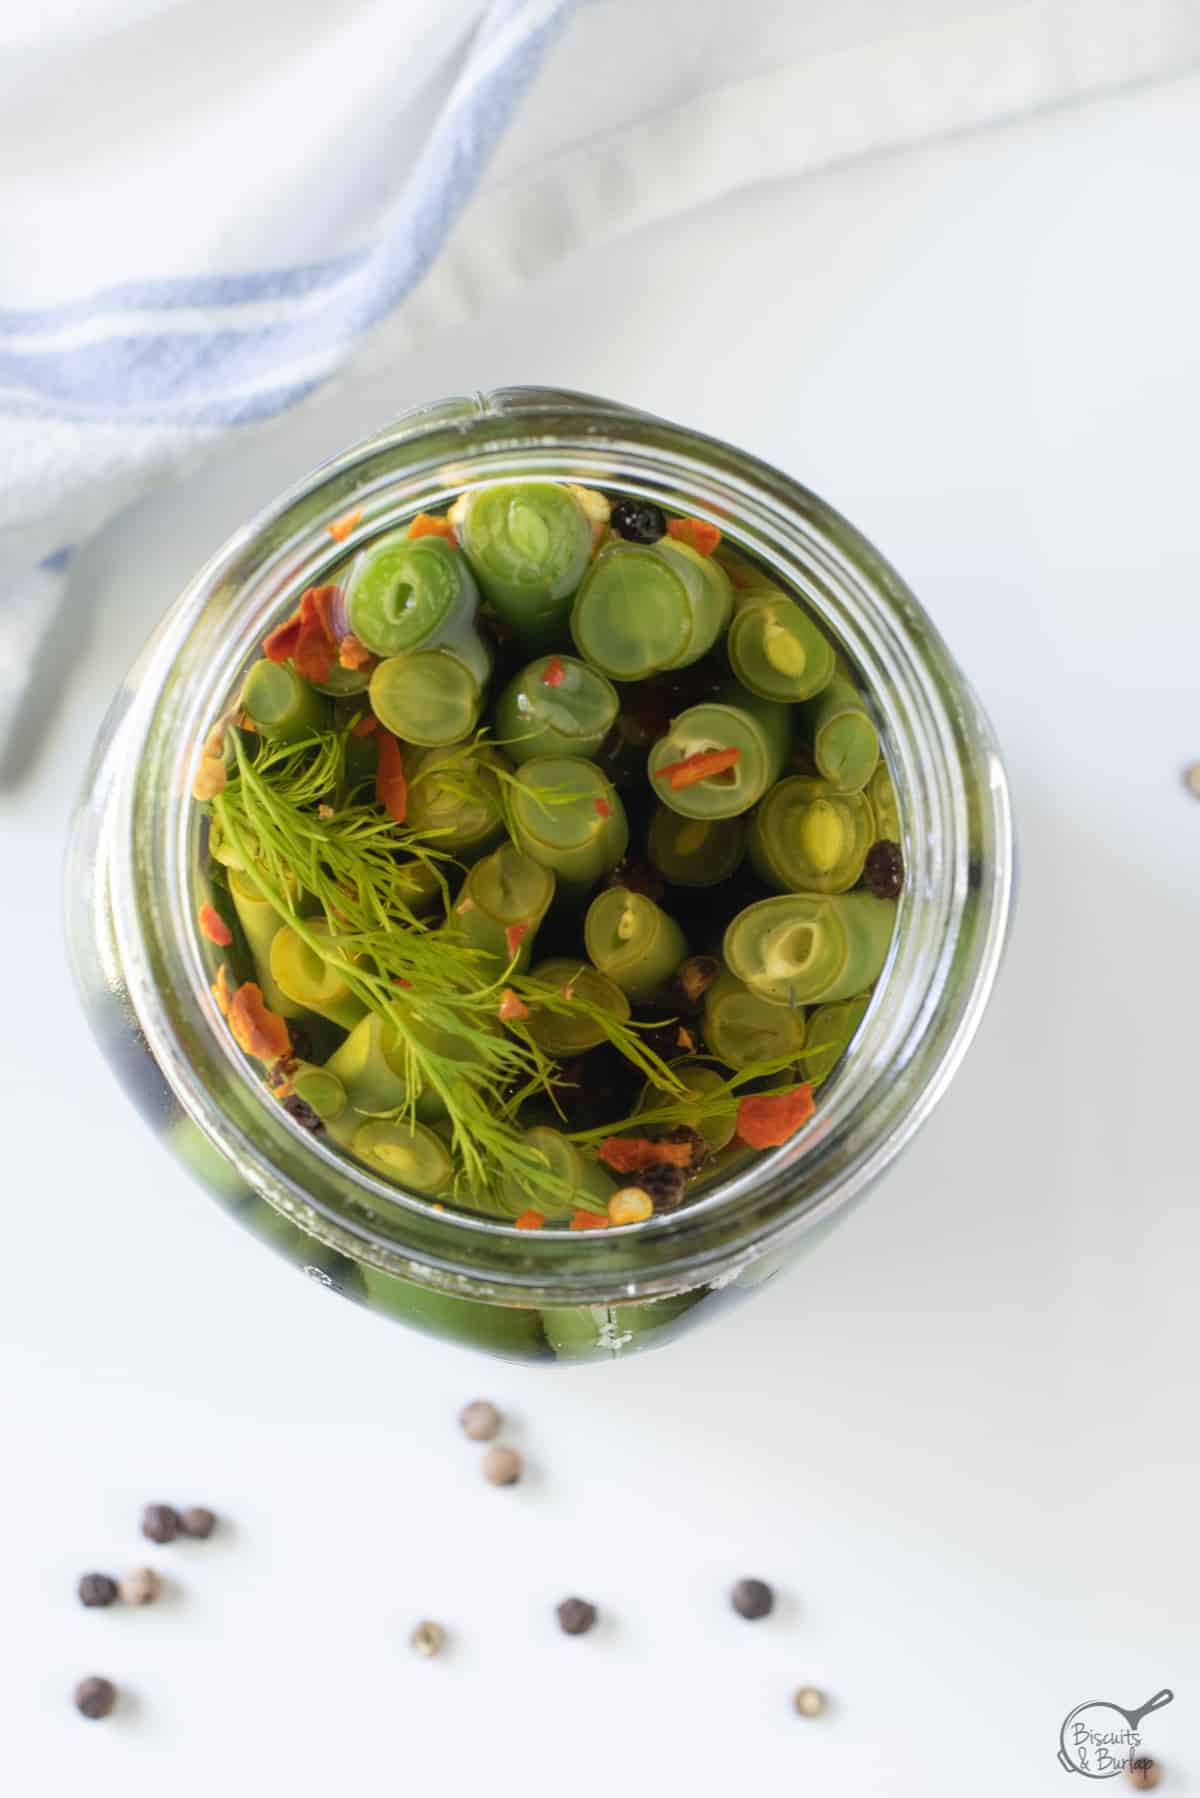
[2,0,1197,769]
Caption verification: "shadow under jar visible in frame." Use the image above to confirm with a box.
[66,388,1013,1364]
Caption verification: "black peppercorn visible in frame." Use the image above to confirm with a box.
[180,1506,217,1539]
[141,1503,180,1544]
[74,1676,117,1720]
[610,499,666,544]
[604,857,666,905]
[731,1577,775,1620]
[662,1124,710,1171]
[635,1162,687,1210]
[77,1573,119,1609]
[863,840,904,900]
[556,1597,598,1636]
[287,1022,314,1062]
[282,1093,324,1132]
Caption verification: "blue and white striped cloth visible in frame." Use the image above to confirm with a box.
[0,0,576,754]
[2,0,1196,767]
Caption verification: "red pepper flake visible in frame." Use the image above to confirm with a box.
[327,507,363,543]
[515,1209,545,1231]
[264,586,339,683]
[406,511,455,542]
[541,655,566,688]
[338,632,373,671]
[197,903,232,947]
[594,797,612,819]
[570,1208,608,1231]
[598,1135,693,1173]
[654,746,740,791]
[736,1085,816,1149]
[392,977,412,989]
[375,730,408,823]
[293,585,339,684]
[505,922,529,958]
[350,713,378,737]
[262,613,302,665]
[211,964,232,1017]
[667,516,722,556]
[227,982,292,1063]
[498,988,530,1024]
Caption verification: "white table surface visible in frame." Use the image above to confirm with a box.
[3,67,1198,1797]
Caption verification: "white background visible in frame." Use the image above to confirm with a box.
[3,67,1198,1796]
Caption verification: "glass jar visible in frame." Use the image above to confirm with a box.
[66,388,1013,1364]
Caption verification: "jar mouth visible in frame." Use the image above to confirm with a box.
[110,388,1013,1303]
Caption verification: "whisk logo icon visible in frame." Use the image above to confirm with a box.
[1057,1689,1174,1777]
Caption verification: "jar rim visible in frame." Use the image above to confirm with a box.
[108,387,1013,1303]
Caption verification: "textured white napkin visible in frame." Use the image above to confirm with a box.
[2,0,1196,769]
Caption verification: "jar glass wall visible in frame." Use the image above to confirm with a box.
[66,388,1013,1363]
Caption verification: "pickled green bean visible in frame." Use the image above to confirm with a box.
[494,655,619,765]
[369,648,487,747]
[239,660,330,743]
[345,531,481,660]
[570,538,732,680]
[748,776,874,895]
[456,482,594,647]
[509,758,628,898]
[723,892,896,1006]
[647,689,790,820]
[454,843,555,974]
[646,806,746,887]
[726,588,836,702]
[268,920,367,1031]
[584,887,687,1002]
[523,960,631,1054]
[798,674,880,794]
[702,968,807,1069]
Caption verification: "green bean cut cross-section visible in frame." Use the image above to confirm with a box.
[648,692,790,820]
[749,776,875,895]
[268,920,367,1031]
[646,806,746,887]
[584,886,687,1002]
[800,994,872,1086]
[702,969,808,1070]
[349,1120,455,1197]
[723,892,896,1007]
[522,960,631,1055]
[570,538,732,680]
[227,867,306,1019]
[509,758,628,897]
[239,660,330,743]
[797,674,880,794]
[726,588,837,703]
[454,843,555,974]
[456,482,594,648]
[404,744,508,862]
[345,531,481,660]
[490,1127,614,1221]
[868,761,900,840]
[637,1059,738,1153]
[369,648,487,747]
[494,655,619,765]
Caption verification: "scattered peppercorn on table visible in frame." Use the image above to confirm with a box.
[195,485,901,1229]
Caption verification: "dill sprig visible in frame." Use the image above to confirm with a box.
[211,728,681,1214]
